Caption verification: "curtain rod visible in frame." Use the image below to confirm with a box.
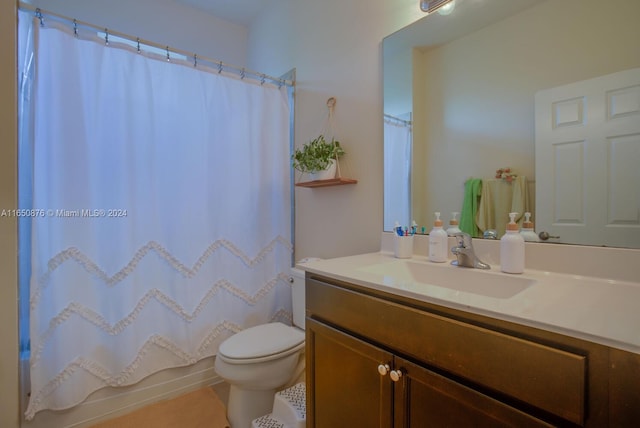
[384,114,412,127]
[18,2,295,88]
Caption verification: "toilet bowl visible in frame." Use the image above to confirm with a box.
[214,267,307,428]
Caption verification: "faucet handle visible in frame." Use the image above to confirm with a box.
[453,232,472,248]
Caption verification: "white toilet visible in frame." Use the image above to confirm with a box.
[214,267,306,428]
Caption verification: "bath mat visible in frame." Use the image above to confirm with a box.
[89,386,230,428]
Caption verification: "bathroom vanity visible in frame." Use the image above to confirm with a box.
[302,250,640,427]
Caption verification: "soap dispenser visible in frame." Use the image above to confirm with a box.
[500,212,525,274]
[429,212,448,263]
[446,212,462,236]
[520,212,539,242]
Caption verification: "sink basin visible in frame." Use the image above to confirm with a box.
[359,260,535,299]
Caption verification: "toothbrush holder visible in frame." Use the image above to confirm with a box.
[394,234,414,259]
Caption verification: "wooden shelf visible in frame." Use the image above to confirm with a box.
[295,177,358,188]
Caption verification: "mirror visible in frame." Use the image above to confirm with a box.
[383,0,640,248]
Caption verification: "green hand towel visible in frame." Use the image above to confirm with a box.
[460,178,482,237]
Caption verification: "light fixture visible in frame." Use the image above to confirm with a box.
[437,0,456,15]
[420,0,456,15]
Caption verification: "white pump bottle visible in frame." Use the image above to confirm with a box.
[500,212,525,274]
[429,212,449,263]
[520,212,539,242]
[446,212,462,236]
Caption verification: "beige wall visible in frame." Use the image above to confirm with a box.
[1,1,19,427]
[415,0,640,227]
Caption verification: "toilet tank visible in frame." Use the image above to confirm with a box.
[290,267,306,329]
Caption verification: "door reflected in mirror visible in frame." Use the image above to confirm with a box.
[383,0,640,248]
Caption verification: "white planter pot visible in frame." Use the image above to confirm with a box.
[309,160,337,181]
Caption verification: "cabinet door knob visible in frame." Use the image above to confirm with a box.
[377,364,390,376]
[390,369,403,382]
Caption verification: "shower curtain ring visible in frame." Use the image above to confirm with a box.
[35,8,44,27]
[104,29,109,45]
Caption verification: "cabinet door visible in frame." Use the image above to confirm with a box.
[394,357,554,428]
[306,318,393,428]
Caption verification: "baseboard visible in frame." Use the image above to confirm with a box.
[22,357,223,428]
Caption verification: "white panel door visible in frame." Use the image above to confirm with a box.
[535,68,640,248]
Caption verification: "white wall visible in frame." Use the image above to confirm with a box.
[247,0,424,261]
[1,0,427,426]
[4,0,640,426]
[29,0,249,66]
[2,2,250,427]
[25,0,426,264]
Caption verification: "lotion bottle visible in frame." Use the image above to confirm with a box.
[446,212,462,236]
[520,212,540,242]
[500,212,525,274]
[429,212,448,263]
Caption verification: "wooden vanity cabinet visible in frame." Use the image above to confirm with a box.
[305,273,640,427]
[306,318,393,427]
[307,318,550,428]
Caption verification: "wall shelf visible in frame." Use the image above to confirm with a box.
[295,178,357,188]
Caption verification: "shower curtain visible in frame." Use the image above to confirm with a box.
[20,12,292,419]
[384,116,412,231]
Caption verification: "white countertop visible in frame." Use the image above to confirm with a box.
[301,251,640,355]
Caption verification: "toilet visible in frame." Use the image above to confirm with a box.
[214,267,306,428]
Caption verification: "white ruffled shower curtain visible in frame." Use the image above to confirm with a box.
[20,12,292,419]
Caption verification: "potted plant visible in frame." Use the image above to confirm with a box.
[291,134,345,180]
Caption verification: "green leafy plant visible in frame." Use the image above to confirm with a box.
[291,135,345,173]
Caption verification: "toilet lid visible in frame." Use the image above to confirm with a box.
[218,322,305,360]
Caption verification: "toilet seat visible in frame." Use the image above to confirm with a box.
[218,322,305,364]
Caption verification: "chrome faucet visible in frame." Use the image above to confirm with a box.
[483,229,498,240]
[451,232,490,269]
